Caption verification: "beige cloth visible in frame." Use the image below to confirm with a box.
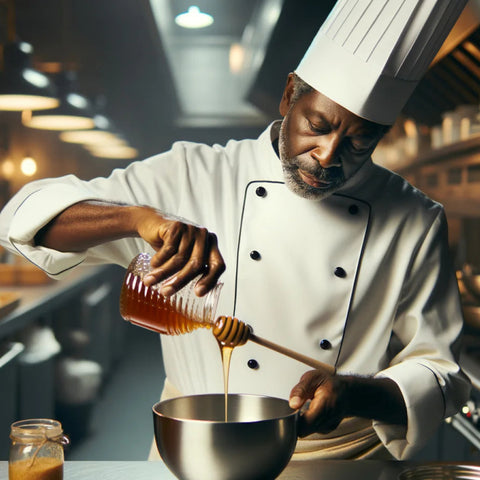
[148,378,392,461]
[293,417,392,460]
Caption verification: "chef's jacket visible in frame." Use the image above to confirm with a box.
[0,122,470,460]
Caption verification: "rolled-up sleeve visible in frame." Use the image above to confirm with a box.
[372,209,471,459]
[0,145,196,277]
[1,179,99,277]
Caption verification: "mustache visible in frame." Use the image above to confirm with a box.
[289,154,344,183]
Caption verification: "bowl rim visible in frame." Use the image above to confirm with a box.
[152,393,298,424]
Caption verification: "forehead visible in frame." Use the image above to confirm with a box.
[299,89,382,136]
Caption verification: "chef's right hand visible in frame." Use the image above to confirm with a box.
[134,206,225,297]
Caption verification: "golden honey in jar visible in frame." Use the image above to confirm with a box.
[119,253,223,335]
[9,419,69,480]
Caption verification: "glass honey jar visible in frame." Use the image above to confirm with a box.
[119,252,223,335]
[9,418,69,480]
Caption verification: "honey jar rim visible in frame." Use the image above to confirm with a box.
[10,418,63,440]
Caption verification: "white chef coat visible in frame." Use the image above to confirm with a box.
[0,122,470,460]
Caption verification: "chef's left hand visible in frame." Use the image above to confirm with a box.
[289,369,407,436]
[289,369,348,436]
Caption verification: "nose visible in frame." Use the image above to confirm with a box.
[310,134,342,168]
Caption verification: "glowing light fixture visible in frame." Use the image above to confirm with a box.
[403,119,418,138]
[1,159,15,179]
[59,114,125,146]
[23,71,95,131]
[229,43,245,74]
[60,129,124,146]
[87,144,138,160]
[175,6,214,29]
[20,156,37,176]
[0,42,59,111]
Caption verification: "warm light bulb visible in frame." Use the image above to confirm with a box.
[20,156,37,176]
[1,159,15,178]
[229,43,245,74]
[175,6,214,29]
[403,119,417,138]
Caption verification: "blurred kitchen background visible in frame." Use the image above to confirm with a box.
[2,0,480,462]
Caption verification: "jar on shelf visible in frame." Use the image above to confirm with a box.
[456,104,479,141]
[430,125,443,149]
[442,110,462,145]
[9,419,69,480]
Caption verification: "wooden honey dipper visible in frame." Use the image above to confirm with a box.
[213,315,336,375]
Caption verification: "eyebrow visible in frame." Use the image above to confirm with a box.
[349,123,384,139]
[308,112,336,129]
[307,108,383,139]
[354,131,378,141]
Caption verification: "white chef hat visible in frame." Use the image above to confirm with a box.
[295,0,467,125]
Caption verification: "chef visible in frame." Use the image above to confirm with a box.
[0,0,471,461]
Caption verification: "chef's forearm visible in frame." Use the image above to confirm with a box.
[342,375,407,425]
[34,200,143,251]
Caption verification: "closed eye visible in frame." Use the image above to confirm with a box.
[346,137,376,154]
[307,119,331,135]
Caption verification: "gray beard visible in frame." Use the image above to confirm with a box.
[278,121,345,201]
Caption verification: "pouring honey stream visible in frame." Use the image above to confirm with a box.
[119,254,251,422]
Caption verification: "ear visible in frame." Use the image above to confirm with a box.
[279,73,295,117]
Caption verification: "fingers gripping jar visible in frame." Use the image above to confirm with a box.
[120,253,223,335]
[9,419,69,480]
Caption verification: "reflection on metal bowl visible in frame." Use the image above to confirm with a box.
[152,394,297,480]
[399,463,480,479]
[463,305,480,330]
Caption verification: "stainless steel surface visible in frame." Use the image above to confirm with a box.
[0,265,112,340]
[398,464,480,479]
[0,461,176,480]
[153,394,297,480]
[0,460,453,480]
[448,414,480,451]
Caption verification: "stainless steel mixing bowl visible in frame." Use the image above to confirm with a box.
[152,393,298,480]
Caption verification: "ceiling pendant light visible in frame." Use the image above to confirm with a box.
[87,144,138,160]
[59,114,125,146]
[175,6,214,29]
[23,70,95,131]
[0,41,59,111]
[59,128,124,146]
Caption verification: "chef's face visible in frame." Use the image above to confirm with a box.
[278,74,388,200]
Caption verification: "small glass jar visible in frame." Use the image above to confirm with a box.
[119,252,223,335]
[9,419,69,480]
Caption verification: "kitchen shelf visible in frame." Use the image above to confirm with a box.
[0,264,117,339]
[397,135,480,217]
[405,134,480,168]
